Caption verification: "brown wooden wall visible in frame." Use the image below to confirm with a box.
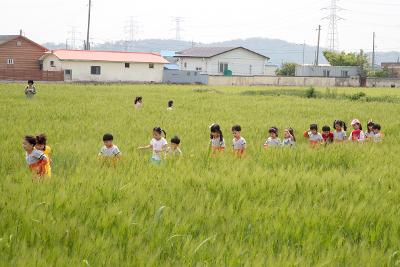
[0,36,46,70]
[0,69,64,81]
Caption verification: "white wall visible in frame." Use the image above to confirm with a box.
[177,48,267,76]
[42,56,164,82]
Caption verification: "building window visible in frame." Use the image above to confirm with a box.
[91,66,101,75]
[65,69,72,75]
[125,63,130,68]
[184,62,187,68]
[219,63,228,73]
[341,70,349,77]
[7,59,14,64]
[149,63,154,69]
[196,67,202,71]
[16,41,22,47]
[50,61,55,67]
[323,70,330,77]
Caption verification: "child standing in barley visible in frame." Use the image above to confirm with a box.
[35,134,52,177]
[138,127,168,162]
[349,119,365,142]
[333,120,347,143]
[23,135,49,179]
[231,124,246,156]
[303,124,323,146]
[209,124,225,153]
[264,127,281,148]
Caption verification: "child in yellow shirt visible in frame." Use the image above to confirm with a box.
[35,134,52,177]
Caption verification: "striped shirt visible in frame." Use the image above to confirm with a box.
[99,145,121,157]
[26,149,46,165]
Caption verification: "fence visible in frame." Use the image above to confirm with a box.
[0,69,64,81]
[163,70,208,84]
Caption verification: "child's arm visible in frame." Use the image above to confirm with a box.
[138,145,152,150]
[303,131,310,138]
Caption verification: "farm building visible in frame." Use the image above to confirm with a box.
[40,50,169,82]
[0,33,63,81]
[295,65,360,77]
[381,62,400,78]
[174,47,269,76]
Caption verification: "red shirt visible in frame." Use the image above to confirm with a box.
[322,132,334,142]
[351,130,361,140]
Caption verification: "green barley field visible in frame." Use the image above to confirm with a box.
[1,83,400,266]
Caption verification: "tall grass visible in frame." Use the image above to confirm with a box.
[1,83,400,266]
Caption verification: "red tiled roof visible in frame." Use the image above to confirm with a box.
[49,49,169,64]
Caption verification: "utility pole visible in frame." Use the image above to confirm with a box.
[315,25,321,66]
[372,32,376,72]
[86,0,92,50]
[302,41,305,65]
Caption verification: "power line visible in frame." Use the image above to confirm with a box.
[322,0,344,51]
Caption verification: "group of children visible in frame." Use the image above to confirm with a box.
[22,134,52,179]
[134,96,174,111]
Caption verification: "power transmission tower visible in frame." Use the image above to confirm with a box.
[372,32,376,72]
[86,0,92,50]
[68,26,78,50]
[124,16,138,51]
[315,25,321,66]
[172,17,184,41]
[322,0,344,52]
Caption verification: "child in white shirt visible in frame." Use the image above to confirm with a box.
[264,127,281,148]
[232,124,246,156]
[333,120,347,143]
[304,124,323,146]
[98,133,121,158]
[372,123,384,143]
[210,124,225,153]
[139,127,168,161]
[167,136,182,156]
[282,128,296,147]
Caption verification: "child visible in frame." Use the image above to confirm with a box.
[282,128,296,147]
[98,133,121,158]
[333,120,347,143]
[321,125,334,144]
[264,127,281,148]
[23,135,49,178]
[138,127,168,161]
[167,100,173,111]
[348,119,365,142]
[25,80,36,99]
[365,120,375,140]
[35,134,52,177]
[167,136,182,156]
[210,124,225,152]
[134,96,143,109]
[232,124,246,156]
[372,123,384,143]
[303,124,323,146]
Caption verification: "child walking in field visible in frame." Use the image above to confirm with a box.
[365,120,375,140]
[138,127,168,162]
[134,96,143,109]
[333,120,347,143]
[210,124,225,153]
[35,134,52,177]
[232,125,246,156]
[282,128,296,147]
[264,127,281,148]
[303,124,324,146]
[98,133,122,158]
[372,123,384,143]
[25,80,36,99]
[167,100,174,111]
[167,136,182,156]
[349,119,365,142]
[23,135,49,179]
[321,125,334,144]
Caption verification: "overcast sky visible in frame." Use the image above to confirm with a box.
[2,0,400,52]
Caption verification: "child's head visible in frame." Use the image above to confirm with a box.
[170,136,180,149]
[333,120,347,131]
[153,127,166,140]
[103,133,114,147]
[168,100,173,108]
[309,124,318,134]
[351,119,362,130]
[28,80,34,85]
[134,96,142,104]
[23,135,36,151]
[322,125,331,134]
[210,124,223,141]
[284,128,296,141]
[35,133,47,150]
[231,124,241,139]
[268,127,278,138]
[372,123,381,133]
[367,120,375,132]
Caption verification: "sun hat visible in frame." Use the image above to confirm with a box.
[351,119,360,125]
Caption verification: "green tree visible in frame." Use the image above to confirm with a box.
[276,62,297,76]
[323,50,368,67]
[368,69,389,78]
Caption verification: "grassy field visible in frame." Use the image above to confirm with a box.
[1,83,400,266]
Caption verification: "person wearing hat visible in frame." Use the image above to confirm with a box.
[349,119,365,142]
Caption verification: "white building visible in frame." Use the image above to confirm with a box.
[40,50,168,82]
[174,47,269,76]
[295,65,360,77]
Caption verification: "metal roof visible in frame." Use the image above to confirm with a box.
[175,46,269,59]
[0,35,19,45]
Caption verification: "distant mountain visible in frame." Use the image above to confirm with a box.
[43,38,400,66]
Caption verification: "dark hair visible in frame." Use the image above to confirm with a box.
[168,100,173,107]
[36,133,47,145]
[103,133,114,141]
[171,135,180,145]
[322,125,331,132]
[210,124,223,142]
[231,124,241,132]
[333,120,347,131]
[134,96,142,104]
[287,128,296,142]
[372,123,381,130]
[367,121,375,133]
[310,124,318,131]
[268,126,278,135]
[28,80,34,85]
[24,135,36,146]
[153,127,166,138]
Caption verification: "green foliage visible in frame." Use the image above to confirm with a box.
[1,84,400,266]
[276,62,297,76]
[305,87,317,98]
[323,50,368,67]
[368,69,390,78]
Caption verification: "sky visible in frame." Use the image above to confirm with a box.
[2,0,400,52]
